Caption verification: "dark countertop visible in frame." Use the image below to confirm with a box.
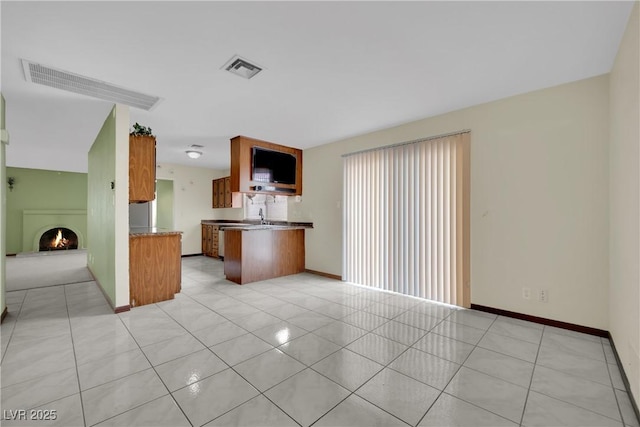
[129,227,183,237]
[223,225,309,231]
[201,220,313,230]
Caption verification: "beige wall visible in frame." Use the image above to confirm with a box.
[609,2,639,406]
[156,164,240,254]
[298,75,610,330]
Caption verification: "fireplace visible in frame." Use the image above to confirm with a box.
[23,210,87,253]
[39,228,79,251]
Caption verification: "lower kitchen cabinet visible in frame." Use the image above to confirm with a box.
[202,224,219,258]
[129,232,182,307]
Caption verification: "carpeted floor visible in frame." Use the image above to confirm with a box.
[6,249,93,292]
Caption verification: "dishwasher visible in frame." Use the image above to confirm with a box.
[218,229,225,259]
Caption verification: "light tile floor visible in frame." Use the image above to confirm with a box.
[1,256,639,427]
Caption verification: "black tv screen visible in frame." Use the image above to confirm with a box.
[252,147,297,185]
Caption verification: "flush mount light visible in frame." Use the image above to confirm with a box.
[186,144,203,159]
[221,55,263,79]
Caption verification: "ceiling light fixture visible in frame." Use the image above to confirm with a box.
[186,150,202,159]
[222,55,263,80]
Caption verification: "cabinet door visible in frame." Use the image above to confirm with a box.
[201,224,207,254]
[224,177,232,207]
[212,180,219,208]
[209,225,215,256]
[202,225,209,255]
[218,180,225,208]
[208,226,214,256]
[130,234,181,307]
[211,225,219,258]
[206,225,215,257]
[129,135,156,202]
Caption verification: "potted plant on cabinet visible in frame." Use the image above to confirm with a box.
[130,122,154,137]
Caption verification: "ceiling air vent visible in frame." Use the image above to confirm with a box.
[222,55,263,80]
[21,59,163,111]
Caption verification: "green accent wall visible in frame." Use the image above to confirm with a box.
[87,107,118,305]
[156,179,174,230]
[5,167,87,254]
[1,94,7,316]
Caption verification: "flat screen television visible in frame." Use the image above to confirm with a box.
[252,147,297,185]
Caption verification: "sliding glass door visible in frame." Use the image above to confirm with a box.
[343,131,470,307]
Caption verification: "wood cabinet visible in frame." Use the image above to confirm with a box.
[224,228,305,284]
[129,233,181,307]
[211,176,242,208]
[202,223,219,257]
[230,135,303,196]
[129,135,156,203]
[212,180,219,208]
[224,177,232,207]
[218,179,225,205]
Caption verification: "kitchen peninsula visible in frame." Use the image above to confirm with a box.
[201,220,312,284]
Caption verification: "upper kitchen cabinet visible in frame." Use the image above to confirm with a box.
[129,135,156,203]
[212,176,242,208]
[230,135,303,196]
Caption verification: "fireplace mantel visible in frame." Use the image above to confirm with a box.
[23,209,87,253]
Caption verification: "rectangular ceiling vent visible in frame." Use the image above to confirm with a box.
[21,59,163,111]
[222,55,263,80]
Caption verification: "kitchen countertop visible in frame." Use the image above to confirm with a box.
[201,220,313,230]
[129,227,183,236]
[223,225,309,231]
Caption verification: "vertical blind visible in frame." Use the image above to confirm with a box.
[343,131,470,307]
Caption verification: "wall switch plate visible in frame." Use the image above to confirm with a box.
[539,289,549,303]
[522,287,531,300]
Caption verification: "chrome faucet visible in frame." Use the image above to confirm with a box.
[259,208,265,224]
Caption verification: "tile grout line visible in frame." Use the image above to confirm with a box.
[412,312,505,427]
[110,309,195,427]
[152,290,329,426]
[522,328,626,425]
[0,289,27,365]
[186,260,532,426]
[183,259,634,426]
[192,263,504,426]
[1,289,79,405]
[18,257,619,427]
[516,323,545,427]
[86,394,187,427]
[336,320,437,427]
[160,284,304,426]
[63,284,88,427]
[304,309,454,426]
[7,266,486,426]
[605,338,630,426]
[181,267,412,426]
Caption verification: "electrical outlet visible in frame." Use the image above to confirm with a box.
[522,287,531,300]
[539,289,549,303]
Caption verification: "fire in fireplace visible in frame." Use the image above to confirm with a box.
[39,228,79,251]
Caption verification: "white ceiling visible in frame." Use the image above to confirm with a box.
[1,1,634,173]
